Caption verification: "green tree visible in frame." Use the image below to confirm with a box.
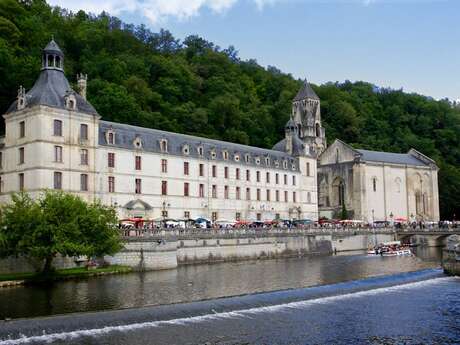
[0,192,121,274]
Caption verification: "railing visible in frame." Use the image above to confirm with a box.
[119,225,460,240]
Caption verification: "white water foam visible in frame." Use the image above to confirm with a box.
[0,276,457,345]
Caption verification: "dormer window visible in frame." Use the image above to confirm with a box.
[160,139,168,152]
[211,149,217,160]
[106,130,115,145]
[274,160,280,168]
[234,154,240,162]
[292,163,296,170]
[65,93,77,110]
[255,157,260,165]
[283,160,288,169]
[223,150,229,160]
[197,146,204,156]
[265,157,270,166]
[134,136,143,149]
[245,154,250,163]
[182,144,190,155]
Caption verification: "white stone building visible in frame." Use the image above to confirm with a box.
[0,40,322,222]
[318,139,440,222]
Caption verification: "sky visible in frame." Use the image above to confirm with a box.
[47,0,460,101]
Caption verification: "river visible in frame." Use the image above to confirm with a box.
[0,247,458,344]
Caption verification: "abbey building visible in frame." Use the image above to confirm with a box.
[0,40,320,222]
[0,40,440,223]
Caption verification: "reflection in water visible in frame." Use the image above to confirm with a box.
[0,249,441,319]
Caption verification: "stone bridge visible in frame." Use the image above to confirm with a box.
[396,229,460,247]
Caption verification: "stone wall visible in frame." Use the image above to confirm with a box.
[0,255,78,275]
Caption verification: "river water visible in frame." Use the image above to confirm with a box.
[1,247,459,345]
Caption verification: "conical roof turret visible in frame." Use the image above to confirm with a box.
[293,79,319,101]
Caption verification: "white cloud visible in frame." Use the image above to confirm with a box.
[48,0,279,24]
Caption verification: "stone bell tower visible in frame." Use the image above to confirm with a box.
[291,79,326,155]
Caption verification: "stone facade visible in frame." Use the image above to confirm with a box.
[318,139,440,222]
[0,40,320,222]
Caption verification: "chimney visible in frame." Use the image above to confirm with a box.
[77,73,87,100]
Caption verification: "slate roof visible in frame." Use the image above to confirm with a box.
[99,121,299,171]
[272,136,307,157]
[43,39,63,56]
[6,69,98,115]
[293,80,319,101]
[356,149,429,166]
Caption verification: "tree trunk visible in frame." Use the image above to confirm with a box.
[42,255,54,275]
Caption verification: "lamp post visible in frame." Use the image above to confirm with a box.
[371,209,377,247]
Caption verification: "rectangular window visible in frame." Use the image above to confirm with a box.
[276,173,279,184]
[184,211,190,219]
[224,167,229,179]
[257,213,261,221]
[108,176,115,193]
[54,146,62,163]
[246,187,251,200]
[162,210,168,218]
[284,191,288,202]
[184,182,189,196]
[19,173,24,191]
[306,162,311,176]
[135,178,142,194]
[199,184,205,198]
[80,124,88,140]
[266,172,270,183]
[246,169,250,181]
[53,172,62,190]
[108,132,114,145]
[257,188,261,201]
[212,185,217,198]
[108,152,115,168]
[256,171,260,182]
[162,181,167,195]
[293,192,296,203]
[236,168,240,180]
[161,159,167,173]
[80,174,88,191]
[224,185,229,199]
[53,119,62,136]
[284,174,287,185]
[80,149,88,165]
[236,186,241,200]
[184,162,189,175]
[135,156,141,170]
[199,163,204,177]
[292,175,296,186]
[18,147,24,165]
[212,212,218,222]
[19,121,25,138]
[276,190,280,202]
[0,152,2,169]
[266,189,270,201]
[212,165,217,178]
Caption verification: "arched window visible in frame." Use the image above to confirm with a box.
[160,139,168,152]
[315,123,321,137]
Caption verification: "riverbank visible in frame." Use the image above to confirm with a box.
[0,265,132,288]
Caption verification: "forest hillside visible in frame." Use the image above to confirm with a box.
[0,0,459,219]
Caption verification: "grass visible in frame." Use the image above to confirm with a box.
[0,265,132,283]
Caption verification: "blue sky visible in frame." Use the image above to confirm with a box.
[49,0,460,100]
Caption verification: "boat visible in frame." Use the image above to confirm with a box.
[368,241,412,257]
